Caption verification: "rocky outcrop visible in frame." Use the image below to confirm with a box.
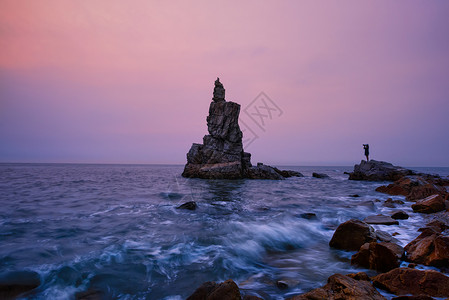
[187,279,241,300]
[404,221,449,267]
[351,242,404,272]
[348,160,415,181]
[364,214,399,225]
[182,79,299,180]
[372,268,449,297]
[329,219,376,251]
[411,194,445,214]
[288,273,386,300]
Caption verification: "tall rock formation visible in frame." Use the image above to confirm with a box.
[182,78,301,179]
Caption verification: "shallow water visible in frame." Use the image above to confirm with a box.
[0,164,448,299]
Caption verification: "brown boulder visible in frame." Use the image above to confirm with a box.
[373,268,449,297]
[288,273,386,300]
[375,176,428,196]
[392,296,435,300]
[351,242,404,272]
[329,219,376,251]
[404,227,449,267]
[411,194,445,214]
[391,210,409,220]
[187,279,241,300]
[407,184,447,201]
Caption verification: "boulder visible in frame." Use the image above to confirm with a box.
[346,272,371,281]
[364,214,399,225]
[288,273,386,300]
[404,223,449,267]
[177,201,198,210]
[329,219,376,251]
[406,183,447,202]
[391,211,409,220]
[349,160,415,181]
[187,279,241,300]
[391,296,435,300]
[372,268,449,297]
[376,176,447,201]
[376,176,428,196]
[312,172,329,179]
[182,79,297,180]
[411,194,445,214]
[376,230,400,243]
[351,242,404,272]
[0,270,40,299]
[273,167,304,178]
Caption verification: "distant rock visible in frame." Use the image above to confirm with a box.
[351,242,404,272]
[177,201,198,210]
[411,194,445,214]
[373,268,449,297]
[312,172,329,179]
[349,160,415,181]
[182,79,298,180]
[273,167,304,178]
[391,210,409,220]
[187,279,241,300]
[364,214,399,225]
[288,273,386,300]
[329,219,376,251]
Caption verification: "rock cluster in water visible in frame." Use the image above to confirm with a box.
[348,160,416,181]
[182,78,302,180]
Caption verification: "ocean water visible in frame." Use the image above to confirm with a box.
[0,163,448,299]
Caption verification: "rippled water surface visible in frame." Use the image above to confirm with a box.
[1,164,448,299]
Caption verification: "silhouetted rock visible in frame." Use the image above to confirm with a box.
[273,167,304,178]
[0,270,40,299]
[412,194,445,213]
[404,222,449,267]
[177,201,198,210]
[329,219,376,251]
[183,79,297,180]
[187,279,241,300]
[312,172,329,179]
[364,214,399,225]
[288,273,386,300]
[373,268,449,297]
[349,160,415,181]
[391,210,409,220]
[351,242,404,272]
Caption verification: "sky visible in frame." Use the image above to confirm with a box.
[1,1,449,167]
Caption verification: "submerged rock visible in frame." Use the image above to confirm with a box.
[182,79,297,180]
[373,268,449,297]
[364,214,399,225]
[177,201,198,210]
[329,219,376,251]
[351,242,404,272]
[288,273,386,300]
[349,160,415,181]
[187,279,241,300]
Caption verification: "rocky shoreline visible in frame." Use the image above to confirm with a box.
[186,160,449,299]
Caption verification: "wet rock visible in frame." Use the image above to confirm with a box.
[364,214,399,225]
[349,160,415,181]
[346,272,371,281]
[391,210,409,220]
[376,176,428,196]
[183,79,296,180]
[329,219,376,251]
[288,273,386,300]
[177,201,198,210]
[404,223,449,267]
[351,242,404,272]
[406,183,447,202]
[411,194,445,213]
[243,296,264,300]
[75,289,104,300]
[372,268,449,297]
[187,279,241,300]
[350,194,361,197]
[382,198,405,208]
[0,270,40,299]
[421,220,449,233]
[376,230,400,243]
[391,296,435,300]
[312,172,329,179]
[299,213,317,220]
[276,280,289,289]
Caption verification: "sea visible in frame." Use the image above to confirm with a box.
[1,163,448,300]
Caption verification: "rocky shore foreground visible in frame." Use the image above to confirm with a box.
[182,78,301,180]
[185,160,449,299]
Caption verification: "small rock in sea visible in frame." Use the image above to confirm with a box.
[177,201,198,210]
[276,280,289,289]
[383,198,405,208]
[349,194,360,197]
[348,160,415,181]
[298,213,317,220]
[351,242,404,273]
[364,214,399,225]
[408,263,417,268]
[392,232,400,236]
[187,279,241,300]
[75,289,104,300]
[376,230,400,244]
[0,270,41,299]
[391,210,409,220]
[329,219,376,251]
[312,172,329,179]
[372,268,449,297]
[412,194,445,214]
[391,295,436,300]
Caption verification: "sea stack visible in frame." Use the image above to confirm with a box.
[182,78,301,179]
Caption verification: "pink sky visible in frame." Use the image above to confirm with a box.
[1,1,448,166]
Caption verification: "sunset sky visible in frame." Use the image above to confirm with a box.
[1,1,448,166]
